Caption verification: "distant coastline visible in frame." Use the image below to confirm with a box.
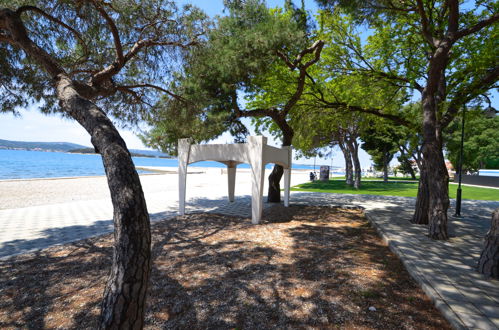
[0,148,339,180]
[0,146,171,159]
[0,138,340,169]
[0,138,170,158]
[67,147,172,159]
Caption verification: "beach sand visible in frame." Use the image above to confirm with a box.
[0,167,312,210]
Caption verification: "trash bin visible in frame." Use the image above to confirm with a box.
[320,165,330,181]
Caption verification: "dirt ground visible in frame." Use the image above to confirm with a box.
[0,205,450,329]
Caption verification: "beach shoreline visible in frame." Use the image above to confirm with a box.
[0,166,316,210]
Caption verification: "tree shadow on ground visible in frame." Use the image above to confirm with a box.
[0,221,114,259]
[0,238,110,328]
[0,203,452,329]
[144,205,450,329]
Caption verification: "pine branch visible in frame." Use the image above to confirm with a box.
[89,1,124,65]
[117,84,188,103]
[15,6,88,57]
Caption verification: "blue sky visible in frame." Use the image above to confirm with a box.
[1,1,495,168]
[0,0,364,168]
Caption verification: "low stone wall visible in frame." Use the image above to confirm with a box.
[456,174,499,188]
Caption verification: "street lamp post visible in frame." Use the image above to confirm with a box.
[454,105,466,217]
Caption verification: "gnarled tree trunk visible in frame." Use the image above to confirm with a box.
[412,164,429,224]
[419,38,451,240]
[1,7,152,327]
[339,141,353,186]
[383,151,389,182]
[422,94,450,240]
[56,75,151,329]
[267,164,284,203]
[267,130,293,203]
[477,208,499,279]
[347,138,361,189]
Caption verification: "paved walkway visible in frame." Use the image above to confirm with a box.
[0,188,261,258]
[0,170,310,258]
[0,183,498,329]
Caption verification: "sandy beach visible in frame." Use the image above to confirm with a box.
[0,167,312,210]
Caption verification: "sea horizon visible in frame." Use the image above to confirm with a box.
[0,149,340,180]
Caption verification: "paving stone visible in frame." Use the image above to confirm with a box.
[458,311,498,330]
[459,287,497,305]
[433,283,469,302]
[475,305,499,320]
[490,318,499,329]
[446,300,482,315]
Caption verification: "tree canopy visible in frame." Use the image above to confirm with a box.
[1,0,208,326]
[446,110,499,171]
[314,0,498,238]
[141,0,320,154]
[0,0,207,123]
[313,1,498,128]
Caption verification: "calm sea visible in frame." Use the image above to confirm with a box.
[0,149,322,180]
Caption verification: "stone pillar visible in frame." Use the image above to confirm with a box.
[248,136,267,224]
[227,161,237,202]
[178,138,191,215]
[284,168,291,207]
[283,146,292,207]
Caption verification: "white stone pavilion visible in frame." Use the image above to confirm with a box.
[178,136,292,224]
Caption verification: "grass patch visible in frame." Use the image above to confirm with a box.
[292,179,499,201]
[332,176,419,181]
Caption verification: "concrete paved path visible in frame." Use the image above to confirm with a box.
[0,169,310,258]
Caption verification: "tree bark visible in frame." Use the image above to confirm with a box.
[418,37,452,240]
[477,208,499,279]
[267,164,283,203]
[411,164,429,224]
[339,141,353,185]
[0,7,152,327]
[267,129,293,203]
[56,75,151,329]
[422,94,450,239]
[347,138,361,189]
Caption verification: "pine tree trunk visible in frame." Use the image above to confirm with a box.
[55,75,151,329]
[347,139,361,189]
[267,164,283,203]
[267,131,292,203]
[412,165,429,224]
[340,142,353,185]
[1,9,151,328]
[477,209,499,279]
[425,142,450,240]
[417,39,452,240]
[422,93,449,240]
